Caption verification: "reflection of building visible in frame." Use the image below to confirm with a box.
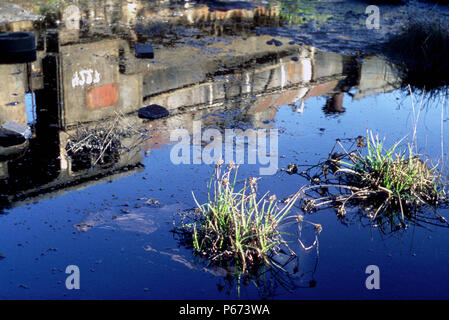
[354,55,398,99]
[0,120,144,210]
[32,31,366,129]
[0,64,28,125]
[0,0,402,211]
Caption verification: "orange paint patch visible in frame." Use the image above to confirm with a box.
[86,84,119,110]
[286,62,304,84]
[304,81,339,99]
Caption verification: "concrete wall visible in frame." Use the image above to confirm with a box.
[0,64,28,126]
[59,39,142,127]
[355,55,398,99]
[3,34,396,130]
[49,34,302,128]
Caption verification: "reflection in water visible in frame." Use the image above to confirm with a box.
[65,114,145,171]
[340,206,449,237]
[0,12,401,210]
[323,92,345,115]
[292,138,449,235]
[382,19,449,98]
[2,0,447,300]
[173,211,321,298]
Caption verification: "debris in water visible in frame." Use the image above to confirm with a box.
[286,163,298,175]
[138,105,169,120]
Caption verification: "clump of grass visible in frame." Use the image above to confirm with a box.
[173,164,322,297]
[296,132,448,231]
[384,18,449,97]
[350,133,444,210]
[175,162,301,272]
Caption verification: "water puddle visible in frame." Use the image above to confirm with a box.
[0,0,448,300]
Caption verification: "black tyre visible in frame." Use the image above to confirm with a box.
[0,32,36,64]
[138,105,169,120]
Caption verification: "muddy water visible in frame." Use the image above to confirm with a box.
[0,0,448,299]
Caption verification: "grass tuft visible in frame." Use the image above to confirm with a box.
[295,131,448,232]
[352,132,443,207]
[174,161,301,273]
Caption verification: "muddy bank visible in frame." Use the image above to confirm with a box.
[2,0,449,54]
